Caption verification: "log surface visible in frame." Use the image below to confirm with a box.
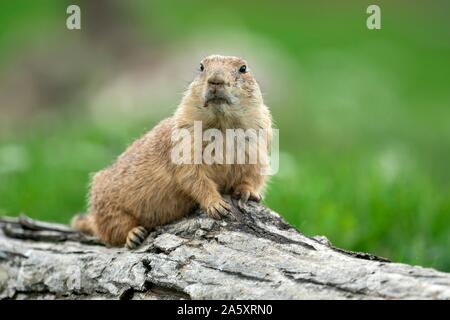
[1,201,449,300]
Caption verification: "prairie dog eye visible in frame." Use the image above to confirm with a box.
[239,65,247,73]
[200,63,204,72]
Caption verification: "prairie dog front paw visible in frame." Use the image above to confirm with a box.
[232,186,261,204]
[205,198,233,219]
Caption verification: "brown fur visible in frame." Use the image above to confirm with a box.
[72,55,272,247]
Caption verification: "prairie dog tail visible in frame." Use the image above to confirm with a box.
[71,213,96,236]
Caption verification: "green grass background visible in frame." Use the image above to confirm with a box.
[0,1,449,271]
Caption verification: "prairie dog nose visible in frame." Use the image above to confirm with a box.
[207,74,225,86]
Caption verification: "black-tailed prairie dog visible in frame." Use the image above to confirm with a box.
[72,55,273,249]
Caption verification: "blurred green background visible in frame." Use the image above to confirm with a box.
[0,0,449,271]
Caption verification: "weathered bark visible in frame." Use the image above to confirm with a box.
[1,200,449,300]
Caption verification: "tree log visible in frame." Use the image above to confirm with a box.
[1,200,449,300]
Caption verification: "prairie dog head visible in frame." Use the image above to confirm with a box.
[176,55,266,127]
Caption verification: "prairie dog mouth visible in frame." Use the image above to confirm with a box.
[204,93,231,107]
[205,97,229,105]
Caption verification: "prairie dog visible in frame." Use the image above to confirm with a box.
[72,55,273,248]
